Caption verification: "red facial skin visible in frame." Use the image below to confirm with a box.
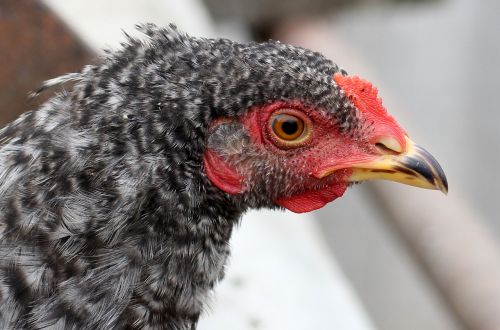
[203,74,408,213]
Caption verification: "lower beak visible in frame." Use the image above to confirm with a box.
[348,137,448,193]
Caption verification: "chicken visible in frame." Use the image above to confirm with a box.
[0,24,447,329]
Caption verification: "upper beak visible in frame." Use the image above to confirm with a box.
[317,137,448,194]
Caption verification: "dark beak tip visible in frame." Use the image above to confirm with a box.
[433,159,448,195]
[404,144,449,195]
[439,175,449,194]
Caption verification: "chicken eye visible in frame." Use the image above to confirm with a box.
[272,114,304,141]
[267,109,312,148]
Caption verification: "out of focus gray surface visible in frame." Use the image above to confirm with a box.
[317,188,460,330]
[203,0,435,25]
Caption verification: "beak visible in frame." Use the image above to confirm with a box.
[316,137,448,194]
[350,137,448,193]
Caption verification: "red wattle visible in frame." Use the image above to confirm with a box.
[203,149,245,194]
[275,182,347,213]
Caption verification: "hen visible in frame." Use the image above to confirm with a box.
[0,24,447,329]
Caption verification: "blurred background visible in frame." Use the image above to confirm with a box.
[1,0,499,329]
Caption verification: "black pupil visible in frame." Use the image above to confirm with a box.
[281,119,298,135]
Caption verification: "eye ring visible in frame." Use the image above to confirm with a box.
[268,109,313,148]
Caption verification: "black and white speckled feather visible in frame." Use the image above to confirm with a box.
[0,24,358,329]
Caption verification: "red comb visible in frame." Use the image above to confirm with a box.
[333,73,387,117]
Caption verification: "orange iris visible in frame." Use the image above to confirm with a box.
[271,113,306,141]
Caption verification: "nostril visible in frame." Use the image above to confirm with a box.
[375,142,398,155]
[375,136,403,155]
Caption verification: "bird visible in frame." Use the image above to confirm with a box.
[0,23,447,329]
